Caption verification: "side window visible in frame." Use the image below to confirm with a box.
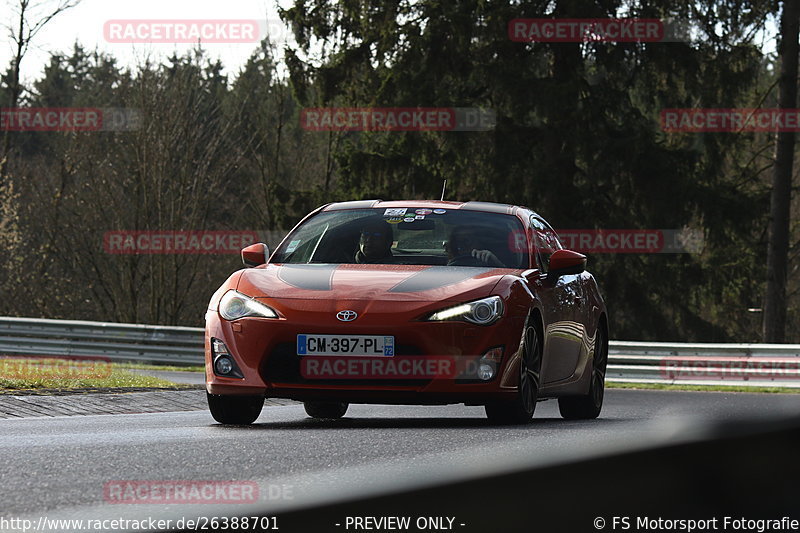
[542,220,563,252]
[530,216,562,272]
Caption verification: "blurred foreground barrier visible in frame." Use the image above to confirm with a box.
[1,317,799,387]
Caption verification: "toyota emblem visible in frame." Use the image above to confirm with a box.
[336,310,358,322]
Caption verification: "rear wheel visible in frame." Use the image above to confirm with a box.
[485,322,541,425]
[207,393,264,425]
[558,325,607,420]
[304,401,349,419]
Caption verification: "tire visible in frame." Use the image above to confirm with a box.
[485,322,542,425]
[558,324,607,420]
[304,401,349,419]
[207,393,264,425]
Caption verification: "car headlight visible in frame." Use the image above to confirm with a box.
[427,296,504,326]
[219,290,279,320]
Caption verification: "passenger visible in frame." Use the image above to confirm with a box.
[446,226,503,267]
[355,220,395,264]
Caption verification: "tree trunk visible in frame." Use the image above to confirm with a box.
[0,6,27,182]
[764,0,800,342]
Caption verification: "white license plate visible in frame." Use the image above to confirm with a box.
[297,334,395,356]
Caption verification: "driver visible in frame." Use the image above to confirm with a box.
[446,226,503,267]
[355,220,395,264]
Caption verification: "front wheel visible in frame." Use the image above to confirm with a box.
[207,393,264,425]
[485,323,541,425]
[304,401,349,419]
[558,325,607,420]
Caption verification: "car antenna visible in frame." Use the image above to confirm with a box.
[440,179,447,201]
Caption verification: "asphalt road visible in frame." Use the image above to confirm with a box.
[2,389,800,530]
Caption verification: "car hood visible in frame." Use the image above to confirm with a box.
[236,263,511,302]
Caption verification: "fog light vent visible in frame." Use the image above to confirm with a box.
[211,338,244,378]
[215,356,234,375]
[477,363,495,381]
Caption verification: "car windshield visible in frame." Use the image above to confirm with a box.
[272,208,528,268]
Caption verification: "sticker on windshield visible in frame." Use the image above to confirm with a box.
[403,217,415,223]
[386,217,403,224]
[415,215,425,220]
[433,209,447,214]
[415,209,432,215]
[286,240,301,253]
[384,208,407,217]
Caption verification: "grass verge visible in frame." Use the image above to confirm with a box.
[0,358,186,391]
[607,381,800,394]
[115,362,205,373]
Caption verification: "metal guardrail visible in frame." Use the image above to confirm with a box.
[0,317,203,365]
[607,341,800,388]
[1,317,799,387]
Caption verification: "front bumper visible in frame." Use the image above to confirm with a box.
[205,300,526,403]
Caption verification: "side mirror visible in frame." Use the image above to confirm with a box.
[549,249,586,276]
[241,243,270,268]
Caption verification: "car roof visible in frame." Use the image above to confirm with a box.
[321,199,540,218]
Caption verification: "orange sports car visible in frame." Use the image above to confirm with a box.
[204,200,608,424]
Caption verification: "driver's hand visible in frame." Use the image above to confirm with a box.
[471,249,502,266]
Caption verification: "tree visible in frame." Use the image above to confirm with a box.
[1,0,82,179]
[763,0,799,343]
